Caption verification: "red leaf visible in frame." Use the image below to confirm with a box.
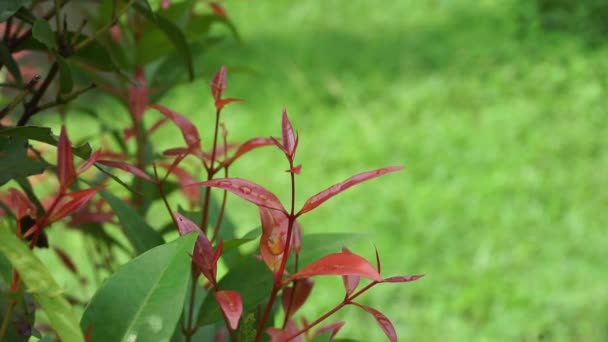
[57,126,76,189]
[382,275,424,283]
[352,303,397,342]
[149,104,201,148]
[78,149,101,173]
[128,69,148,121]
[259,234,282,273]
[375,246,382,274]
[215,97,244,111]
[223,137,275,167]
[97,160,154,182]
[267,320,301,342]
[173,212,217,283]
[286,164,302,175]
[281,108,297,159]
[281,278,314,319]
[209,2,228,17]
[313,321,345,340]
[161,164,200,205]
[287,252,382,283]
[50,185,105,223]
[163,147,190,156]
[211,66,227,101]
[5,188,36,219]
[341,248,360,295]
[298,166,403,216]
[53,247,78,274]
[214,290,243,330]
[187,178,285,212]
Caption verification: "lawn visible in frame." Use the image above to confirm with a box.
[148,1,608,340]
[19,0,608,340]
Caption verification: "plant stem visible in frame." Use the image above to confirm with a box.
[17,63,59,126]
[73,0,137,51]
[200,108,221,232]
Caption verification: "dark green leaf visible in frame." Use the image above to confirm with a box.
[98,189,165,254]
[0,221,85,342]
[81,232,198,342]
[32,19,57,50]
[235,312,256,342]
[0,126,92,159]
[0,41,22,84]
[56,55,74,94]
[222,227,259,253]
[0,136,48,186]
[0,0,30,22]
[198,256,273,326]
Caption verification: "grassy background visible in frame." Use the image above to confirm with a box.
[25,0,608,340]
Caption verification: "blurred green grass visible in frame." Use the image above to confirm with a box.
[36,0,608,340]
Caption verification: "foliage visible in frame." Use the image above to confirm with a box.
[0,1,421,341]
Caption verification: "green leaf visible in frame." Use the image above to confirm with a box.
[56,55,74,94]
[0,126,92,159]
[0,221,84,342]
[0,0,30,21]
[292,233,365,268]
[0,41,22,84]
[0,136,48,186]
[311,331,333,342]
[0,282,36,341]
[32,19,57,50]
[98,189,165,254]
[222,227,259,253]
[134,3,194,79]
[81,232,198,342]
[198,256,273,326]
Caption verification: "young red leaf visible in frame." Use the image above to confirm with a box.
[313,321,345,340]
[163,147,190,156]
[53,247,78,275]
[50,185,106,222]
[214,290,243,330]
[128,69,148,122]
[281,278,314,319]
[97,160,154,182]
[382,275,424,283]
[281,108,297,159]
[187,178,285,212]
[352,303,397,342]
[215,97,244,111]
[260,233,283,273]
[375,245,382,274]
[222,137,275,167]
[267,320,301,342]
[287,252,382,283]
[57,126,76,189]
[6,188,36,219]
[341,247,360,295]
[298,166,403,216]
[209,2,228,17]
[211,66,227,101]
[78,149,101,173]
[149,104,201,148]
[173,212,217,283]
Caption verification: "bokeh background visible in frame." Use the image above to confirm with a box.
[28,0,608,340]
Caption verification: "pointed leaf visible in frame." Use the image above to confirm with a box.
[78,149,102,173]
[56,55,74,94]
[223,137,275,167]
[188,178,285,212]
[211,65,227,101]
[173,212,216,282]
[0,41,22,84]
[352,303,397,342]
[98,189,164,254]
[149,104,200,148]
[341,248,360,296]
[287,252,382,283]
[313,321,345,340]
[57,126,76,188]
[50,186,105,222]
[81,232,198,342]
[0,126,91,159]
[215,97,244,111]
[0,136,47,186]
[382,275,424,283]
[214,290,243,330]
[0,221,84,342]
[298,166,403,215]
[281,108,297,159]
[281,278,314,319]
[32,19,57,50]
[97,159,154,182]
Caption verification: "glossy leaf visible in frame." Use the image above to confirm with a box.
[341,248,360,296]
[198,256,273,326]
[173,212,216,282]
[0,221,85,342]
[382,275,424,283]
[281,108,297,159]
[298,166,403,215]
[81,232,198,342]
[32,19,57,50]
[287,252,382,283]
[0,126,92,159]
[188,178,285,212]
[351,303,397,342]
[0,136,47,186]
[97,159,154,182]
[98,189,164,254]
[281,278,314,319]
[149,104,200,148]
[57,126,76,188]
[211,65,227,100]
[50,185,105,222]
[214,290,243,330]
[223,137,276,167]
